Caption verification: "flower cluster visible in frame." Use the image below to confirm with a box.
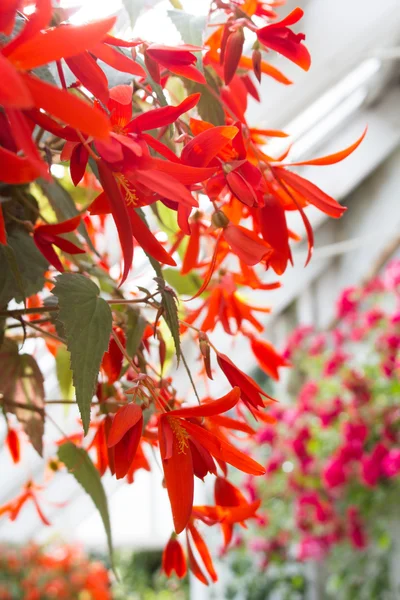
[0,0,363,586]
[240,259,400,568]
[0,543,111,600]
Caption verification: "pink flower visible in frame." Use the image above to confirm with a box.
[332,328,345,347]
[298,381,319,410]
[291,427,312,471]
[384,259,400,290]
[347,507,367,549]
[297,536,329,561]
[338,441,363,463]
[249,538,269,552]
[344,371,371,406]
[265,451,284,474]
[343,421,368,445]
[323,349,349,376]
[319,397,343,427]
[256,426,276,445]
[336,287,359,319]
[323,456,347,488]
[361,443,388,487]
[283,326,313,359]
[364,308,385,328]
[309,334,326,356]
[296,492,333,525]
[381,449,400,478]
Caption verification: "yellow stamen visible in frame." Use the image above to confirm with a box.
[115,172,139,206]
[168,417,189,454]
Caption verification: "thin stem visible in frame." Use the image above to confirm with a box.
[0,306,59,318]
[111,328,139,375]
[56,60,67,90]
[179,319,202,334]
[6,317,52,330]
[25,320,66,345]
[181,351,201,406]
[0,293,159,318]
[76,131,99,162]
[1,400,44,415]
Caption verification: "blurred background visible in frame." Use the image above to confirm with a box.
[1,0,400,598]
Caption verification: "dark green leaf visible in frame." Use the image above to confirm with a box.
[0,227,48,306]
[126,308,147,358]
[3,244,26,305]
[163,268,202,296]
[185,67,225,125]
[57,442,114,566]
[51,273,112,434]
[156,280,181,362]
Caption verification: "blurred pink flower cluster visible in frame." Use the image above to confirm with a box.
[240,259,400,567]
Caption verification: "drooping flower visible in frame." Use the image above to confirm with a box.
[0,480,50,525]
[162,535,187,578]
[107,403,143,479]
[216,352,274,411]
[257,8,311,71]
[158,388,265,533]
[248,335,290,381]
[33,215,86,272]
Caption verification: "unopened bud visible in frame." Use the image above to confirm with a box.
[211,210,230,229]
[252,49,262,83]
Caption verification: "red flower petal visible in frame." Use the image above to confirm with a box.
[97,160,134,285]
[170,387,240,419]
[181,126,238,167]
[127,93,200,133]
[66,52,109,106]
[91,42,146,77]
[7,16,116,70]
[22,73,111,140]
[223,223,272,266]
[0,54,32,109]
[159,417,194,534]
[127,206,176,266]
[107,404,142,447]
[0,145,41,184]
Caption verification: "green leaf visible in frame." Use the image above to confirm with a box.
[0,339,45,456]
[163,268,202,296]
[3,244,26,305]
[126,308,147,358]
[57,442,114,566]
[185,67,225,125]
[51,273,112,434]
[135,211,181,360]
[156,279,181,363]
[0,227,48,306]
[55,346,74,400]
[38,178,97,255]
[167,10,206,47]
